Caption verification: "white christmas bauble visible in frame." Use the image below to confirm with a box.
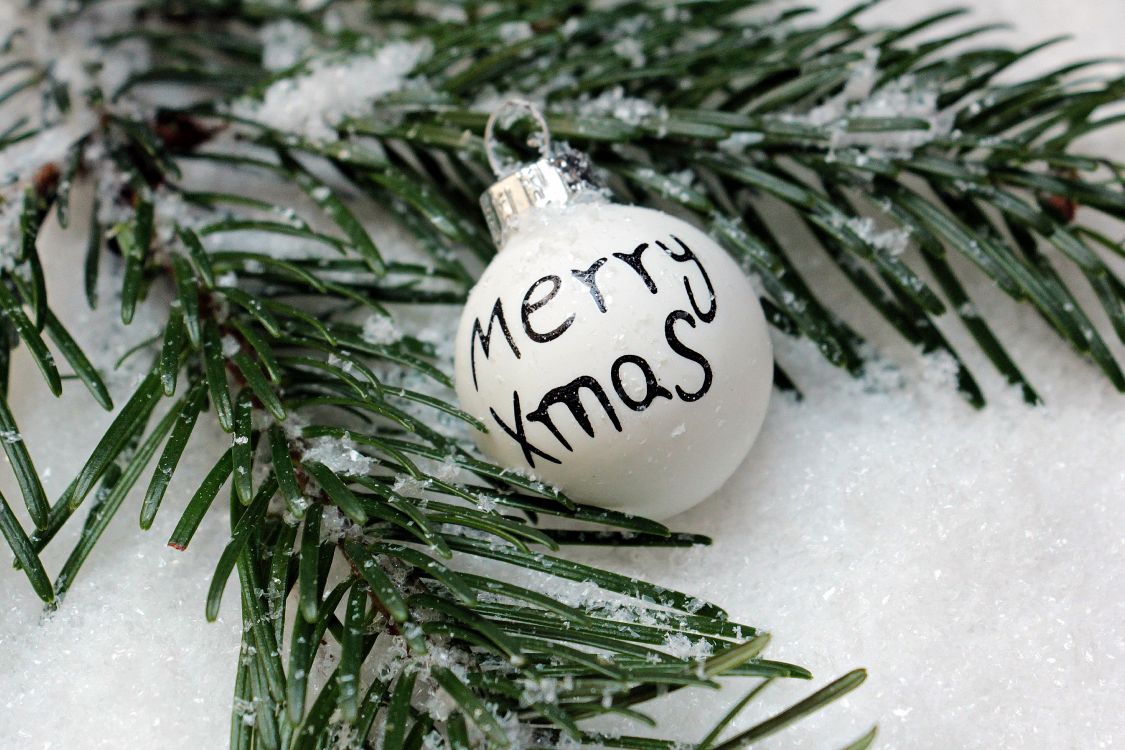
[454,201,772,519]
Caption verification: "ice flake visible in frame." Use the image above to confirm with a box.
[785,49,953,157]
[259,20,314,72]
[662,632,713,661]
[232,698,256,727]
[216,271,239,288]
[433,455,460,482]
[220,335,242,358]
[0,124,83,184]
[318,506,351,543]
[577,86,666,127]
[414,1,468,23]
[497,21,533,43]
[717,131,765,154]
[612,38,646,69]
[834,215,912,257]
[301,435,376,476]
[151,187,212,245]
[392,473,430,498]
[360,314,401,346]
[0,190,23,273]
[518,676,573,707]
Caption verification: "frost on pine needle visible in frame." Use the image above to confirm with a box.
[230,41,432,142]
[496,21,534,44]
[662,632,714,662]
[360,313,401,346]
[0,191,21,272]
[783,49,955,157]
[575,86,668,128]
[832,215,913,257]
[301,435,377,476]
[717,131,765,154]
[612,38,646,69]
[0,123,85,183]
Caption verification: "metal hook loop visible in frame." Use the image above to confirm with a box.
[483,98,552,177]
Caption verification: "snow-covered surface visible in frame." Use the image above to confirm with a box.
[1,1,1124,748]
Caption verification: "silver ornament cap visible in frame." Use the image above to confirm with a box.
[479,99,601,248]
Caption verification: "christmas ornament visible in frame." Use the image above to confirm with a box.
[454,101,773,519]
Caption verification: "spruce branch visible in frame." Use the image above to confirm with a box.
[2,0,1124,747]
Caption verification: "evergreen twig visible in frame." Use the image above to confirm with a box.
[1,0,1123,747]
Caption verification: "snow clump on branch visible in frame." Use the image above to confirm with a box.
[231,41,433,142]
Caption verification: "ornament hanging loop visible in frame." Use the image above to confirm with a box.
[483,98,553,177]
[479,99,601,248]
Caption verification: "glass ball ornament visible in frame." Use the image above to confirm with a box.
[454,101,772,520]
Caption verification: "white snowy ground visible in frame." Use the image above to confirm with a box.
[2,1,1125,748]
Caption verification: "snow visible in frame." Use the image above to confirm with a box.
[1,2,1125,749]
[497,22,534,44]
[361,314,402,346]
[575,86,667,127]
[259,20,315,72]
[775,47,955,157]
[230,40,432,141]
[301,436,377,477]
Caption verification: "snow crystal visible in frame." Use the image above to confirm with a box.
[414,1,469,23]
[787,48,954,156]
[215,271,239,288]
[497,21,534,43]
[231,41,432,141]
[259,20,314,72]
[717,131,765,154]
[220,335,242,358]
[0,124,86,184]
[612,38,646,69]
[0,191,22,272]
[300,435,376,476]
[577,86,667,127]
[317,505,351,544]
[151,186,212,245]
[662,633,714,662]
[520,676,574,707]
[391,473,431,499]
[361,314,401,345]
[834,215,913,257]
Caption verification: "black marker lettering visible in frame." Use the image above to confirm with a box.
[665,310,713,402]
[659,235,716,324]
[571,258,609,313]
[489,391,560,467]
[527,376,622,451]
[521,275,574,343]
[611,354,673,412]
[613,242,658,294]
[470,298,521,390]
